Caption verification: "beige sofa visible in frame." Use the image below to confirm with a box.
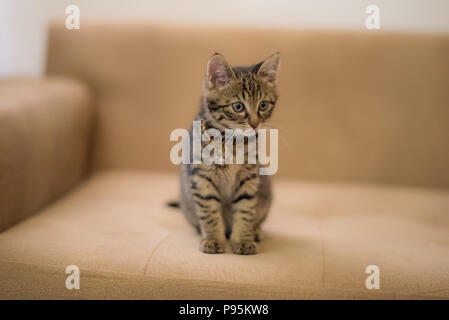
[1,23,448,299]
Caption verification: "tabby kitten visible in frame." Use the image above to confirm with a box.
[179,52,280,255]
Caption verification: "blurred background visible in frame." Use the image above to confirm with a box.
[1,0,449,78]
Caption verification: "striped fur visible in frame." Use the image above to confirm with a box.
[179,53,280,254]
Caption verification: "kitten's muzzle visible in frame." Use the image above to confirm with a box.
[250,120,260,129]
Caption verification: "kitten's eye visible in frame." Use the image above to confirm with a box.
[259,101,270,111]
[232,102,245,113]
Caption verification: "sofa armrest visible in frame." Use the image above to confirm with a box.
[0,77,95,232]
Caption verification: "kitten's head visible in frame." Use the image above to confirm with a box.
[202,52,280,131]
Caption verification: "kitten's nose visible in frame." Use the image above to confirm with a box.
[250,120,260,129]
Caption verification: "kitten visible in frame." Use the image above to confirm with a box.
[179,52,280,255]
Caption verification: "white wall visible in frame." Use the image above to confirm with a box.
[1,0,449,78]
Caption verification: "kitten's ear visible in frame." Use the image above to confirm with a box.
[206,53,235,89]
[257,52,280,83]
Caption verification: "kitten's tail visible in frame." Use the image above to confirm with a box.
[166,200,180,209]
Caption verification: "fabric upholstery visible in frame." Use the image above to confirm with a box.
[1,24,448,300]
[46,23,449,189]
[0,77,95,232]
[0,171,448,299]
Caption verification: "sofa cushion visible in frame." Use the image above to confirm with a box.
[0,171,448,299]
[47,23,449,189]
[0,77,95,232]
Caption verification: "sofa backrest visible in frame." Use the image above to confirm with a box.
[46,23,449,189]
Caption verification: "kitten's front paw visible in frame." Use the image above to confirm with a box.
[231,240,257,255]
[199,238,225,254]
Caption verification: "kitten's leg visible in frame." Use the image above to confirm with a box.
[253,174,272,243]
[254,226,264,242]
[191,167,225,254]
[230,167,259,255]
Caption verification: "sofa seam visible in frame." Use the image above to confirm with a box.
[143,233,172,276]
